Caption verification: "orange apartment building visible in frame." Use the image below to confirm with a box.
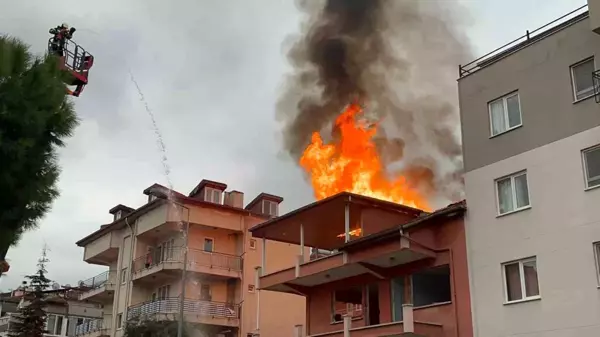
[250,192,473,337]
[74,179,305,337]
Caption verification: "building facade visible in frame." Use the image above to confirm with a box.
[0,288,103,337]
[250,192,473,337]
[75,180,305,337]
[458,2,600,336]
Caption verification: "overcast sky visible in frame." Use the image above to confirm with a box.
[0,0,586,291]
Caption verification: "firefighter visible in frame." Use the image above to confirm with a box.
[49,23,76,56]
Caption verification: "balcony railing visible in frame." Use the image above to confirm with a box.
[188,248,242,271]
[127,298,239,320]
[75,319,108,336]
[79,271,116,289]
[132,247,242,273]
[459,4,589,77]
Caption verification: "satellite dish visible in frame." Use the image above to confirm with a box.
[52,282,60,290]
[64,284,71,288]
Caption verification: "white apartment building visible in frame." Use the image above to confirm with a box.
[459,1,600,336]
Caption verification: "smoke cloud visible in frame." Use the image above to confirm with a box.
[276,0,473,207]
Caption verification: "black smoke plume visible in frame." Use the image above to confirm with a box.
[276,0,473,207]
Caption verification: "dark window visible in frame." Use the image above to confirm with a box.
[331,286,363,322]
[412,265,452,307]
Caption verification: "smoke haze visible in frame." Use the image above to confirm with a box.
[276,0,473,206]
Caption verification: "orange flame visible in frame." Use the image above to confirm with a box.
[300,103,429,211]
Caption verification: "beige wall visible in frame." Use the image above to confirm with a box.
[82,197,308,337]
[465,125,600,336]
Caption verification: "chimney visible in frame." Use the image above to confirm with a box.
[224,191,244,208]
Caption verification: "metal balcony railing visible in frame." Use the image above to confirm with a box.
[74,319,108,336]
[79,271,117,289]
[188,248,242,271]
[132,247,242,273]
[459,4,589,77]
[127,298,239,320]
[75,319,110,336]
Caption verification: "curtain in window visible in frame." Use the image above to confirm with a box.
[514,174,529,208]
[497,178,513,213]
[505,263,522,301]
[523,260,539,297]
[490,100,505,135]
[506,95,521,128]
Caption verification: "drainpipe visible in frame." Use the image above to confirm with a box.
[123,217,135,329]
[177,204,190,337]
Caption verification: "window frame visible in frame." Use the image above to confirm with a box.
[116,313,123,330]
[501,256,541,304]
[582,144,600,190]
[262,200,278,216]
[249,239,256,250]
[331,286,364,323]
[120,267,127,284]
[495,170,531,216]
[205,187,222,204]
[488,91,523,137]
[203,237,215,252]
[594,242,600,287]
[46,314,65,336]
[570,56,596,102]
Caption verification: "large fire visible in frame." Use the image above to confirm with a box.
[300,103,429,211]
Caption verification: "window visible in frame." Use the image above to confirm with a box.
[262,200,278,216]
[496,171,530,215]
[204,238,214,252]
[46,314,64,335]
[249,239,256,250]
[571,57,595,101]
[412,265,452,307]
[331,286,363,323]
[502,257,540,303]
[117,313,123,329]
[200,284,211,300]
[594,242,600,285]
[583,145,600,189]
[157,284,170,299]
[248,284,255,293]
[121,267,127,284]
[489,92,522,136]
[205,188,221,204]
[161,238,175,260]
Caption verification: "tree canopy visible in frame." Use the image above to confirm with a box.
[0,35,78,258]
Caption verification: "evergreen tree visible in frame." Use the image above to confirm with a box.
[8,248,53,337]
[0,35,79,261]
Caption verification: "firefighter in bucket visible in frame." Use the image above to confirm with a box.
[49,23,75,57]
[48,22,94,97]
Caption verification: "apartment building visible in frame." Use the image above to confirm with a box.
[250,192,473,337]
[458,1,600,336]
[0,288,103,337]
[75,179,305,337]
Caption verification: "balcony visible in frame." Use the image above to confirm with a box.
[78,271,117,302]
[127,298,239,327]
[306,321,444,337]
[132,248,242,282]
[75,318,110,337]
[83,231,119,265]
[0,314,14,334]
